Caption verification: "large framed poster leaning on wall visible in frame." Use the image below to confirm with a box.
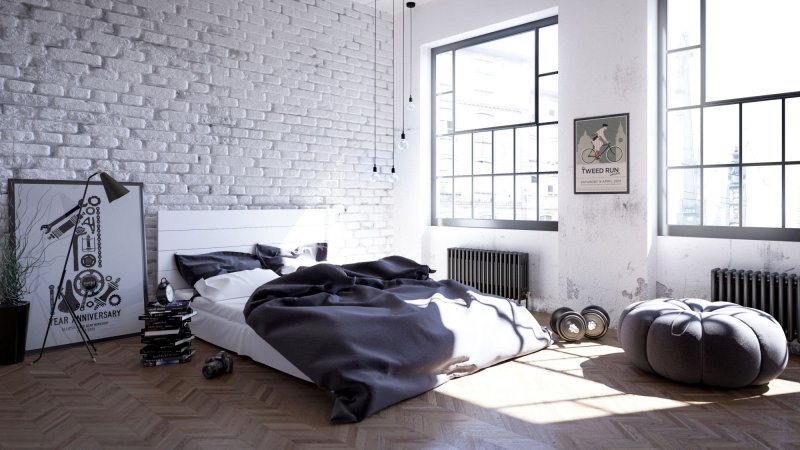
[9,179,147,351]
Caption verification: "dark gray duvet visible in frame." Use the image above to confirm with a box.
[243,256,551,423]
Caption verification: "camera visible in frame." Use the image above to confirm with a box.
[202,351,233,379]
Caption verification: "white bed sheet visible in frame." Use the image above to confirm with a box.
[186,291,311,382]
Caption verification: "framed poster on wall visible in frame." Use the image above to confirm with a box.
[9,179,147,351]
[574,113,630,194]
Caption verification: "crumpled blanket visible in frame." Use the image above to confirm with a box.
[243,255,552,423]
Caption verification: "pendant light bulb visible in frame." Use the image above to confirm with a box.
[398,131,409,151]
[407,95,415,112]
[372,164,381,181]
[391,166,399,182]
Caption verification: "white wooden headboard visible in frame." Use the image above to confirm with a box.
[157,208,330,289]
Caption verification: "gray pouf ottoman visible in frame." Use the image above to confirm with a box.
[618,298,788,388]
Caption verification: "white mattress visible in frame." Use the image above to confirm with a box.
[185,290,310,382]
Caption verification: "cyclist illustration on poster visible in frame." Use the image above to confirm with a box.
[574,113,629,194]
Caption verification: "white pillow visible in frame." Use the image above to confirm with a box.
[194,268,280,302]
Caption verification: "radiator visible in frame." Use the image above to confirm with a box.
[710,268,799,341]
[447,248,529,302]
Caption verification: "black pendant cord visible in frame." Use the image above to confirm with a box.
[392,0,396,174]
[401,1,406,136]
[407,2,415,105]
[372,0,378,174]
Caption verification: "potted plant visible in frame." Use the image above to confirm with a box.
[0,213,52,365]
[0,231,31,365]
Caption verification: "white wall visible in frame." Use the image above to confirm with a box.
[393,0,800,327]
[557,0,655,323]
[656,237,800,298]
[0,0,397,299]
[394,0,654,319]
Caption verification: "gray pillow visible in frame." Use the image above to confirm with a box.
[174,251,262,287]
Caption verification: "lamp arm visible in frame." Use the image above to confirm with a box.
[53,172,99,304]
[33,172,100,362]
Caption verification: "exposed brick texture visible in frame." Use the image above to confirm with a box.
[0,0,395,298]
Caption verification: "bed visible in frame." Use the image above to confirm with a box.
[157,209,552,422]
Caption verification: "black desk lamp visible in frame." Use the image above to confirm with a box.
[32,171,129,364]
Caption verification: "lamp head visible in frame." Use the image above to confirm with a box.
[99,171,129,203]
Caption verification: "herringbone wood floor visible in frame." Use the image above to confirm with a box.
[2,315,799,450]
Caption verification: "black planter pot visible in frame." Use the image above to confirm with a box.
[0,301,30,365]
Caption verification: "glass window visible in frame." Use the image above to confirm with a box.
[454,31,536,132]
[787,99,800,162]
[662,0,800,240]
[786,165,800,228]
[705,0,800,102]
[667,168,701,225]
[702,105,739,165]
[494,129,514,174]
[432,18,558,230]
[667,108,700,166]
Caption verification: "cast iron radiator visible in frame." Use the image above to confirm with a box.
[710,268,799,341]
[447,248,529,302]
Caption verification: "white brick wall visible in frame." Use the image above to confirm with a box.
[0,0,395,297]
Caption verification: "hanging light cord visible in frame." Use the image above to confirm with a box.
[408,2,413,104]
[373,0,378,173]
[401,1,405,134]
[392,0,396,174]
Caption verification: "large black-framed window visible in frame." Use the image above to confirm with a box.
[431,17,559,231]
[660,0,800,241]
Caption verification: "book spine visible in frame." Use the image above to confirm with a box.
[141,350,193,360]
[141,351,195,367]
[141,335,195,346]
[140,342,191,355]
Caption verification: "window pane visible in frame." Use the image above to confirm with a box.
[703,167,740,226]
[703,105,739,165]
[539,124,558,172]
[455,31,536,131]
[515,127,537,172]
[786,98,800,162]
[473,132,492,175]
[742,100,781,164]
[787,165,800,227]
[436,93,453,135]
[539,25,558,73]
[515,174,537,220]
[494,175,514,220]
[454,178,472,218]
[539,74,558,122]
[538,173,558,221]
[494,129,513,174]
[667,49,700,108]
[474,176,492,219]
[706,0,800,102]
[742,166,781,227]
[667,0,700,50]
[431,20,558,228]
[436,136,453,176]
[435,51,453,93]
[667,168,701,225]
[436,178,453,219]
[667,108,700,166]
[454,134,471,176]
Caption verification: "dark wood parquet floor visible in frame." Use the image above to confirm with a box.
[2,316,799,449]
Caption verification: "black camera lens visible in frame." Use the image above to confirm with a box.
[202,359,224,379]
[202,351,233,379]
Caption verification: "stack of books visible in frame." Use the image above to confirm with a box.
[139,301,197,367]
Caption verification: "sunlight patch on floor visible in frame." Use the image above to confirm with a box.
[436,342,800,425]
